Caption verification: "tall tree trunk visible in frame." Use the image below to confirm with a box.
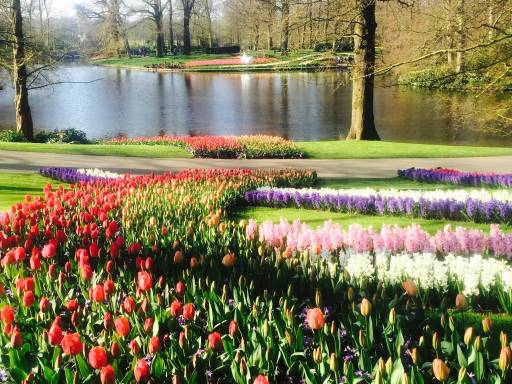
[307,0,313,48]
[455,0,464,73]
[12,0,34,141]
[346,0,379,141]
[183,2,192,54]
[280,0,290,53]
[156,11,165,57]
[169,0,174,48]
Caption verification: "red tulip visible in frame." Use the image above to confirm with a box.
[143,318,154,334]
[40,297,50,313]
[0,305,14,324]
[114,317,130,337]
[253,375,269,384]
[137,272,152,292]
[307,308,325,331]
[129,339,141,356]
[208,332,223,352]
[229,320,238,337]
[123,297,135,314]
[66,299,78,311]
[110,342,121,358]
[183,303,195,320]
[91,284,105,303]
[10,327,23,348]
[81,264,93,281]
[134,359,150,383]
[104,279,115,295]
[61,332,82,355]
[88,346,107,369]
[48,322,63,345]
[149,336,161,354]
[24,277,35,291]
[175,281,185,296]
[104,312,114,330]
[14,247,26,261]
[170,299,182,317]
[23,291,35,307]
[89,242,99,258]
[30,253,41,270]
[100,365,116,384]
[42,243,56,258]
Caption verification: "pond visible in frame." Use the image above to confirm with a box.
[0,65,510,145]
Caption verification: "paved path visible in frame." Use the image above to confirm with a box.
[1,150,512,178]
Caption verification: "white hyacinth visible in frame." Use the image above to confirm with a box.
[254,186,512,203]
[336,251,512,298]
[77,168,121,179]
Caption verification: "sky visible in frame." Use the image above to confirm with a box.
[48,0,81,17]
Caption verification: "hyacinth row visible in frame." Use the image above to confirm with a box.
[39,167,121,183]
[244,187,512,224]
[104,135,305,159]
[248,220,512,259]
[398,167,512,188]
[1,168,511,383]
[247,220,512,308]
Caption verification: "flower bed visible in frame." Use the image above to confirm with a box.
[398,167,512,188]
[39,167,121,183]
[1,168,511,383]
[104,135,305,159]
[244,187,512,224]
[249,220,512,259]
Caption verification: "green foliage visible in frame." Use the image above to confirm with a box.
[34,128,89,144]
[399,67,500,90]
[0,129,28,142]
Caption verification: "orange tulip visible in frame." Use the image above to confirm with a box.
[307,308,325,330]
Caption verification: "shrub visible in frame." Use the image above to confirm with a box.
[0,129,28,142]
[34,128,89,144]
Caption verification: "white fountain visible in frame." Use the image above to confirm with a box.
[240,52,254,65]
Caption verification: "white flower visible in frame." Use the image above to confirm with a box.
[77,168,121,179]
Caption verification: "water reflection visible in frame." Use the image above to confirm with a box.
[0,65,509,145]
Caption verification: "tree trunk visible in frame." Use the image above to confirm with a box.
[12,0,34,141]
[156,12,165,57]
[307,0,313,48]
[169,0,174,48]
[346,0,379,141]
[183,3,192,54]
[455,0,464,73]
[280,0,289,53]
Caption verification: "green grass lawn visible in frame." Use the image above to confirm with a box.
[1,140,511,159]
[317,177,482,190]
[93,50,340,71]
[296,140,512,159]
[0,172,67,210]
[0,142,191,158]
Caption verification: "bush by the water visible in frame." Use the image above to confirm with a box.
[0,128,90,144]
[34,128,89,144]
[0,129,28,142]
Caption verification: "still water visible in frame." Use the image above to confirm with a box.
[0,65,510,145]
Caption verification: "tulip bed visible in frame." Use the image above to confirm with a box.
[103,135,304,159]
[1,167,512,383]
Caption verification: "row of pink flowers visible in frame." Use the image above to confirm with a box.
[246,220,512,258]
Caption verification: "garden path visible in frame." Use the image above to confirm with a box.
[0,150,511,178]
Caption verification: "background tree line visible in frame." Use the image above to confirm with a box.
[0,0,511,141]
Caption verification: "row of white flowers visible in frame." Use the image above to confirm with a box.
[254,186,512,203]
[76,168,121,179]
[324,251,512,297]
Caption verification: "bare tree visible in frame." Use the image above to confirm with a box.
[76,0,130,58]
[11,0,34,140]
[138,0,166,57]
[181,0,196,54]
